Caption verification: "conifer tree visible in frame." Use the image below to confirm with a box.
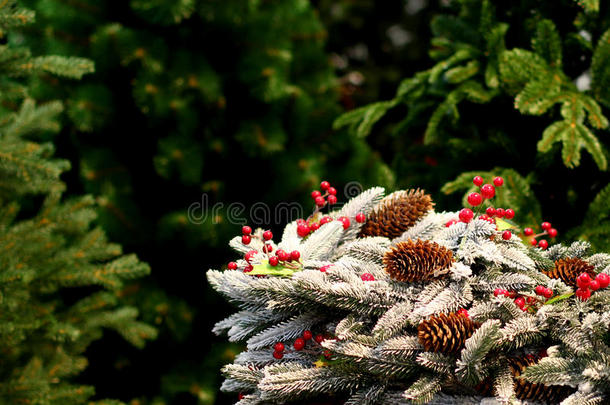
[0,2,155,403]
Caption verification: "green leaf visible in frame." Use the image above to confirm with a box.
[514,75,560,115]
[445,60,480,84]
[544,292,574,305]
[249,260,300,277]
[532,20,562,68]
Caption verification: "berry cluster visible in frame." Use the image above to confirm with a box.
[523,221,558,250]
[312,180,338,207]
[226,227,302,272]
[494,287,553,312]
[575,272,610,301]
[272,330,331,360]
[456,308,469,317]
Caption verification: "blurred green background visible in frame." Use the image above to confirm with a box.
[15,0,610,403]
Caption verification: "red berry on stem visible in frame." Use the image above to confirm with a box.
[589,279,601,291]
[274,342,285,352]
[530,238,538,246]
[548,228,558,238]
[303,330,313,340]
[504,209,515,219]
[495,208,505,218]
[467,192,483,206]
[263,244,273,253]
[577,273,591,288]
[273,351,283,359]
[524,228,534,236]
[473,176,484,186]
[263,230,273,241]
[535,285,546,296]
[245,250,257,261]
[514,297,526,309]
[541,222,551,230]
[479,215,489,220]
[319,216,332,225]
[538,240,548,249]
[320,181,330,191]
[269,256,279,266]
[361,273,375,281]
[575,288,591,301]
[315,196,326,207]
[493,176,504,187]
[502,230,512,240]
[457,308,469,318]
[596,273,610,288]
[494,288,505,297]
[244,264,253,273]
[314,334,324,343]
[486,207,496,216]
[481,184,496,199]
[445,219,457,227]
[320,265,331,273]
[293,338,305,350]
[311,190,321,199]
[327,195,338,205]
[459,208,474,223]
[297,224,310,237]
[290,250,301,261]
[242,235,251,245]
[543,288,553,299]
[277,250,288,261]
[338,216,350,229]
[327,187,337,196]
[242,226,252,235]
[228,262,238,270]
[355,213,366,223]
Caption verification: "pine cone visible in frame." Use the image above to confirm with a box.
[359,189,434,239]
[509,356,574,404]
[543,258,595,287]
[417,312,478,354]
[383,239,454,282]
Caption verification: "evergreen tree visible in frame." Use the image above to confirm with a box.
[0,1,154,403]
[334,0,610,251]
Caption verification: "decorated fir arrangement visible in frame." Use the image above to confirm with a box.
[208,177,610,404]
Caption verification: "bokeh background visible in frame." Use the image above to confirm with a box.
[14,0,610,403]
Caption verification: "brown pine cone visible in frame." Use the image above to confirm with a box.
[417,312,478,354]
[383,239,454,282]
[359,189,434,239]
[510,356,574,404]
[543,258,595,287]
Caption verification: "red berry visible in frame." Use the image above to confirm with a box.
[244,264,253,273]
[327,195,338,205]
[473,176,484,186]
[486,207,496,216]
[274,342,285,352]
[303,330,313,340]
[314,334,324,343]
[494,288,506,297]
[263,230,273,241]
[459,208,474,223]
[445,219,458,227]
[480,184,496,199]
[541,222,551,230]
[596,273,610,288]
[276,249,288,261]
[338,216,350,229]
[290,250,301,261]
[245,250,257,261]
[263,244,273,253]
[228,262,238,270]
[514,297,526,309]
[315,196,326,207]
[238,393,245,400]
[526,296,536,304]
[535,285,546,296]
[319,216,332,225]
[493,176,504,187]
[479,215,489,220]
[530,238,537,246]
[538,240,548,250]
[548,228,558,238]
[311,190,321,199]
[504,209,515,219]
[242,226,252,235]
[242,235,251,245]
[543,288,553,299]
[575,287,591,301]
[355,213,366,223]
[589,279,600,291]
[467,192,483,206]
[577,273,591,288]
[310,222,320,231]
[457,308,469,318]
[297,224,310,237]
[320,265,331,273]
[502,230,512,240]
[495,208,505,218]
[293,338,305,350]
[273,350,284,359]
[269,256,279,266]
[323,350,332,359]
[320,181,330,191]
[327,187,337,195]
[361,273,375,281]
[524,228,534,236]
